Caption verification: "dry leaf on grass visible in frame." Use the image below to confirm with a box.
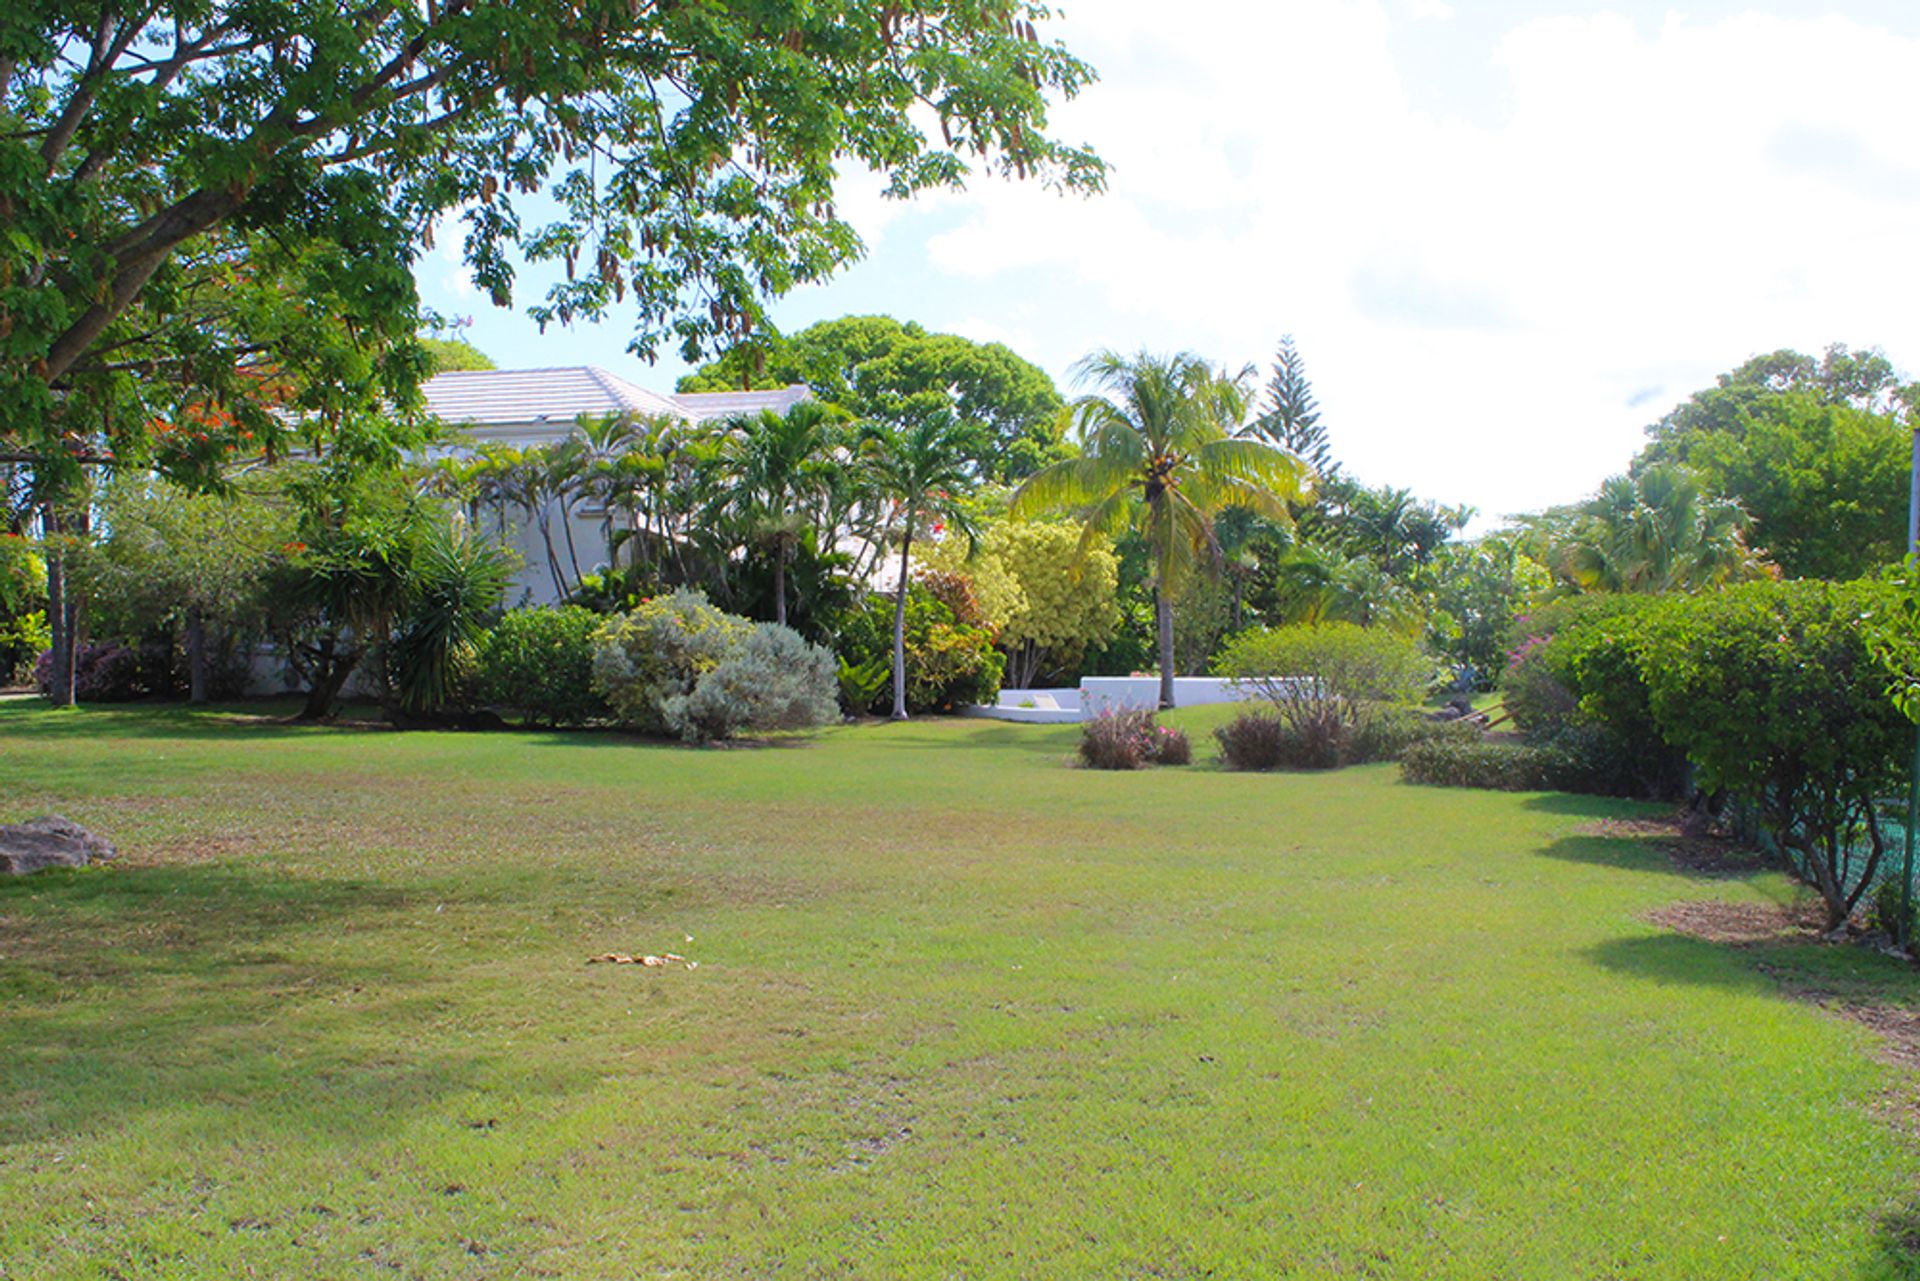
[587,952,698,969]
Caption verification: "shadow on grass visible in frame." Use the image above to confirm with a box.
[0,698,368,742]
[0,861,507,1149]
[1534,831,1767,880]
[1519,792,1668,820]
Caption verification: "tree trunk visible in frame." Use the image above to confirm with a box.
[774,539,788,627]
[891,523,914,721]
[186,607,208,704]
[298,637,358,721]
[43,508,73,705]
[1155,581,1176,710]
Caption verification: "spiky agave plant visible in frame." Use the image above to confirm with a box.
[390,513,517,717]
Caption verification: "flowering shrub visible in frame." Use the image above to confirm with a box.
[33,642,145,702]
[1151,723,1192,766]
[1080,709,1154,770]
[1078,709,1189,770]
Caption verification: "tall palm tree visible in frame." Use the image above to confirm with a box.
[1011,349,1311,708]
[860,412,978,721]
[723,402,844,626]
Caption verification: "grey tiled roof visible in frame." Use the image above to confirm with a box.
[672,386,815,420]
[421,366,811,428]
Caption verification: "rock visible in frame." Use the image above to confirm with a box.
[0,816,117,876]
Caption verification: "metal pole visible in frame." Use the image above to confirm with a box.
[1903,424,1920,948]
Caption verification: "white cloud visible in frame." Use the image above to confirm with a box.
[895,2,1920,522]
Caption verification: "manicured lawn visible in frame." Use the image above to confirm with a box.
[3,699,1918,1278]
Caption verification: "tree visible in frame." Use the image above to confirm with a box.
[722,403,844,627]
[76,474,292,702]
[1249,335,1333,477]
[2,3,1101,483]
[1545,464,1771,594]
[681,316,1068,479]
[860,414,979,720]
[1635,344,1915,579]
[924,520,1119,688]
[1426,534,1552,686]
[421,338,496,374]
[1011,350,1310,708]
[1317,480,1472,578]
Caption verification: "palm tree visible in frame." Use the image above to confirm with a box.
[1555,464,1769,593]
[723,402,844,626]
[1011,349,1311,708]
[860,412,978,721]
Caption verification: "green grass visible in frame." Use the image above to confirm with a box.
[2,699,1918,1278]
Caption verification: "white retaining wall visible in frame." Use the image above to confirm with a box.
[966,677,1273,723]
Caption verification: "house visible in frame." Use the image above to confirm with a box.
[421,366,811,604]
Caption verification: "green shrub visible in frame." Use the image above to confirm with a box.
[1636,580,1906,928]
[592,589,752,733]
[663,623,839,743]
[1497,597,1689,799]
[1401,737,1569,791]
[477,606,607,726]
[834,588,1004,715]
[1867,878,1917,940]
[1215,623,1432,764]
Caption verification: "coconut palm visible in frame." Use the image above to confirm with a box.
[860,411,978,721]
[1010,349,1311,708]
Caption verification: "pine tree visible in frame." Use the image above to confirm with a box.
[1254,336,1335,477]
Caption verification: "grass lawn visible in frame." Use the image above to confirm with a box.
[3,699,1919,1278]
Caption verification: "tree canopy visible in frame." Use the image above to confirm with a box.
[1,2,1102,488]
[680,314,1067,479]
[1634,344,1914,579]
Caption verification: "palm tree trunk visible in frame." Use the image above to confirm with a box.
[774,540,788,628]
[559,498,584,591]
[1155,581,1176,710]
[890,521,914,721]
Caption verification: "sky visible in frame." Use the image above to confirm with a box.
[416,0,1920,530]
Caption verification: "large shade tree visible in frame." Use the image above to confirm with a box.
[1011,350,1311,708]
[681,315,1068,479]
[2,0,1103,698]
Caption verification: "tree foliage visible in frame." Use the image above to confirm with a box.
[1249,335,1333,477]
[681,315,1068,479]
[1011,349,1309,706]
[1636,343,1915,579]
[924,519,1119,688]
[1,1,1102,489]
